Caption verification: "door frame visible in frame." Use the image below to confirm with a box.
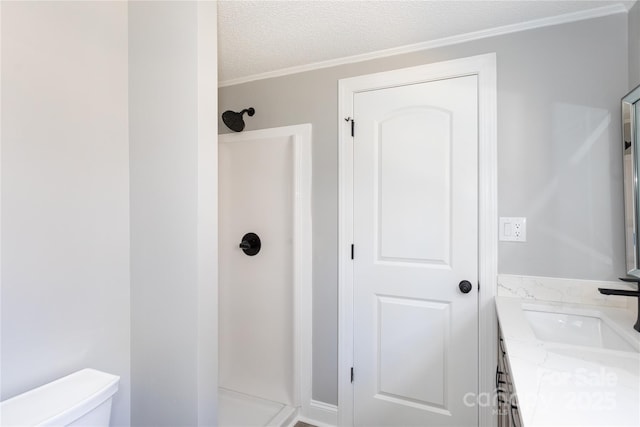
[337,53,498,427]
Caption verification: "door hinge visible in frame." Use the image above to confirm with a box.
[350,367,354,383]
[351,244,354,260]
[344,117,355,138]
[478,282,481,292]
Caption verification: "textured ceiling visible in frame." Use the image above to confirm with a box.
[218,0,634,84]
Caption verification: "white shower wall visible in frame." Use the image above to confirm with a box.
[219,133,296,406]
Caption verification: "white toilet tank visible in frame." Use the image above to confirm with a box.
[0,368,120,427]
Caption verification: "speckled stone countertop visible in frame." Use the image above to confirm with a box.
[495,296,640,426]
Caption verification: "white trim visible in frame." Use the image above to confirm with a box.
[292,418,336,427]
[268,406,298,427]
[219,4,625,87]
[196,2,219,426]
[294,124,314,414]
[337,53,498,427]
[217,124,313,420]
[0,1,3,395]
[476,53,499,427]
[298,400,339,427]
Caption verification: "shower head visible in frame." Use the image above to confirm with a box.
[222,108,255,132]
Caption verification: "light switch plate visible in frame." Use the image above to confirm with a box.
[499,217,527,242]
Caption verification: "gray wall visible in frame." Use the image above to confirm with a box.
[129,3,219,426]
[630,2,640,89]
[1,3,218,427]
[129,2,199,426]
[219,13,628,404]
[0,2,131,425]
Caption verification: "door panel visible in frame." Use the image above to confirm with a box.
[378,107,451,264]
[377,296,450,409]
[353,75,478,426]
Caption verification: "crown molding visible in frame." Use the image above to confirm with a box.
[218,3,627,88]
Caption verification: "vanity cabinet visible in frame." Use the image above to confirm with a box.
[497,325,522,427]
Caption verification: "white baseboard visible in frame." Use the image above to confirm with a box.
[271,406,299,427]
[299,400,338,427]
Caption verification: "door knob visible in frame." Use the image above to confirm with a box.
[459,280,473,294]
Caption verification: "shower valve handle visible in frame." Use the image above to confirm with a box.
[239,232,261,256]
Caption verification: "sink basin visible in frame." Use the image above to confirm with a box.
[523,309,637,352]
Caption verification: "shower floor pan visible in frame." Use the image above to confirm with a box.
[219,388,296,427]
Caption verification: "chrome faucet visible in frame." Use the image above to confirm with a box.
[598,277,640,333]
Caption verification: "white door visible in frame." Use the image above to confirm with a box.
[352,75,479,426]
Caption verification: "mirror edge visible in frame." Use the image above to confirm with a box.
[622,84,640,278]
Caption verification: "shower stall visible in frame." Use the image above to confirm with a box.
[218,124,312,427]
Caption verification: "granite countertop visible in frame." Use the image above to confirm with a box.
[495,296,640,426]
